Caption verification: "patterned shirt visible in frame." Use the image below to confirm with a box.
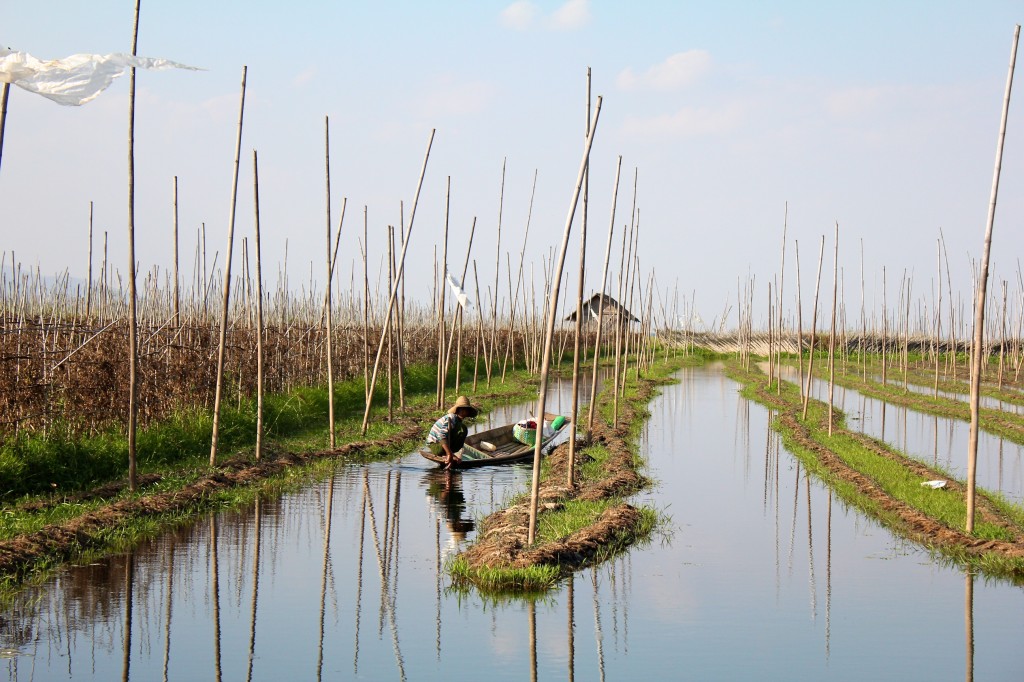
[427,413,461,444]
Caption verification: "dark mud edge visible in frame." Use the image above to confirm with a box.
[727,361,1024,576]
[0,422,423,584]
[457,376,665,579]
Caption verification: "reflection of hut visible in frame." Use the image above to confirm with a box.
[564,294,639,327]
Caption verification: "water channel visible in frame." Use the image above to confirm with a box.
[779,365,1024,503]
[2,365,1023,680]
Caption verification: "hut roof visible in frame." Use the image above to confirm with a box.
[564,293,639,323]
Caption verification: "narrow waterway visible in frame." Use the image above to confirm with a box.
[777,365,1024,503]
[1,365,1022,680]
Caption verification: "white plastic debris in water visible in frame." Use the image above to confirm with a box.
[921,480,947,489]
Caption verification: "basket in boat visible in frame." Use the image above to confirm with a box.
[512,423,537,446]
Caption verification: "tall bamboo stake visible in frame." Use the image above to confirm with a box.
[587,156,622,430]
[827,223,839,436]
[528,96,602,545]
[361,130,435,434]
[488,159,506,386]
[126,0,142,491]
[437,178,450,407]
[795,241,804,399]
[173,176,180,324]
[252,151,265,460]
[324,116,336,448]
[0,82,9,175]
[502,170,538,382]
[801,235,825,420]
[209,65,248,466]
[86,201,94,320]
[363,207,370,400]
[776,203,787,393]
[967,24,1018,533]
[568,67,591,486]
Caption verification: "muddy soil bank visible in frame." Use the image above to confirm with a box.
[732,362,1024,573]
[458,377,660,577]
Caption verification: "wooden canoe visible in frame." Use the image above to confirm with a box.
[420,413,570,469]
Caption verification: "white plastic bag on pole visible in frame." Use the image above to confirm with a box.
[0,45,200,106]
[445,272,473,311]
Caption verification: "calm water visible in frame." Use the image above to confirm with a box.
[2,366,1023,680]
[777,364,1024,503]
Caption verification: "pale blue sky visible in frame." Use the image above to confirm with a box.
[3,1,1023,329]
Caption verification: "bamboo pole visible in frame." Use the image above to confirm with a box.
[801,236,825,420]
[209,65,248,466]
[363,207,370,401]
[0,82,9,175]
[568,67,591,486]
[502,170,538,382]
[967,24,1018,533]
[85,201,94,320]
[324,117,337,448]
[776,203,787,393]
[361,130,435,434]
[473,260,484,391]
[527,96,602,545]
[488,160,506,386]
[827,223,839,436]
[126,0,142,491]
[587,156,622,431]
[437,178,450,408]
[252,151,265,460]
[173,176,180,324]
[795,241,804,399]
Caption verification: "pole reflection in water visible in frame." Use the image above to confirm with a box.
[4,368,1024,680]
[246,498,261,682]
[825,490,832,661]
[364,470,406,681]
[528,599,537,682]
[353,475,367,675]
[567,578,575,682]
[163,539,174,682]
[780,364,1024,502]
[121,553,133,682]
[591,568,606,682]
[965,570,974,682]
[210,516,222,682]
[317,473,336,681]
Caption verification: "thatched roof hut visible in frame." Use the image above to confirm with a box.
[564,293,639,324]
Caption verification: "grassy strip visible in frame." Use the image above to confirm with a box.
[786,353,1024,446]
[0,360,548,588]
[728,359,1024,580]
[448,349,703,593]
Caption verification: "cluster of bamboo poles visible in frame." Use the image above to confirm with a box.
[730,23,1021,536]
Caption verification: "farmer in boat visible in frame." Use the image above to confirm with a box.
[426,396,478,469]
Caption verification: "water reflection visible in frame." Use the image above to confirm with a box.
[1,367,1023,680]
[422,470,475,544]
[777,364,1024,502]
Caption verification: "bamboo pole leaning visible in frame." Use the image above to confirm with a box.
[126,0,142,491]
[827,223,839,436]
[252,151,265,460]
[324,116,337,447]
[209,65,248,465]
[567,66,591,487]
[801,235,825,420]
[967,24,1019,533]
[361,130,435,434]
[527,95,602,545]
[587,155,622,431]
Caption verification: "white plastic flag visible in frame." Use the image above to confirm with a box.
[445,273,473,311]
[0,45,200,106]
